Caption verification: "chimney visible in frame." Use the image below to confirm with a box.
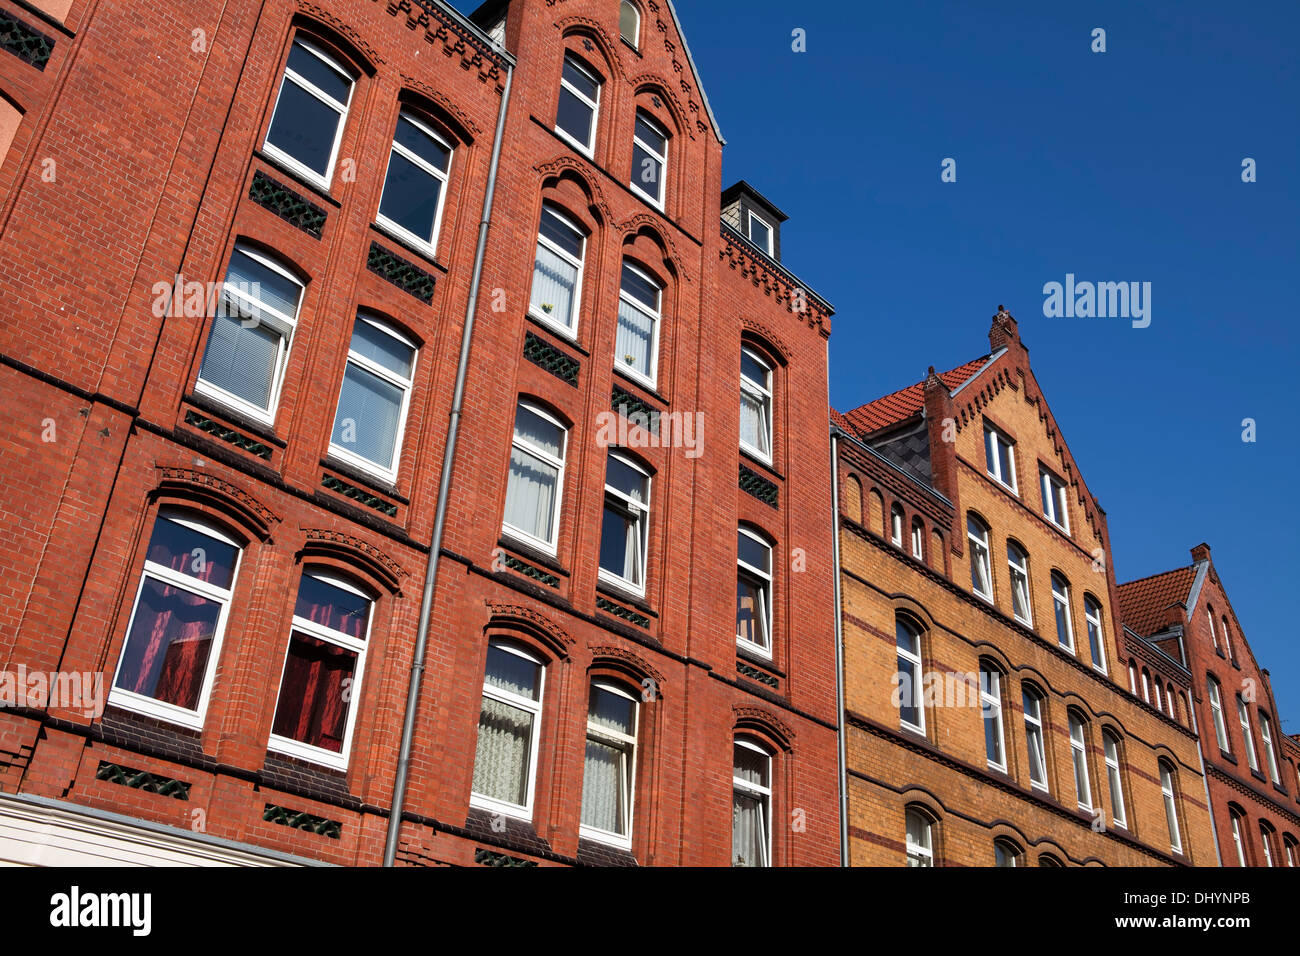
[989,304,1020,353]
[1191,543,1211,564]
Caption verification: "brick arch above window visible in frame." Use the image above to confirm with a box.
[298,528,408,596]
[483,602,574,661]
[151,466,278,542]
[733,704,795,753]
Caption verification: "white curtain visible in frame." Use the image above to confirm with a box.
[505,449,557,542]
[531,243,577,328]
[740,389,769,454]
[732,792,766,866]
[472,696,531,805]
[616,299,653,378]
[581,739,624,834]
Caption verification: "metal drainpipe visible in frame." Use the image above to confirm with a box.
[1194,715,1224,866]
[830,424,848,867]
[382,62,513,868]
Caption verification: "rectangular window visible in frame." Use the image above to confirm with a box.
[739,347,773,462]
[732,741,771,866]
[747,210,773,255]
[1023,690,1048,790]
[195,246,304,423]
[556,54,599,154]
[1007,544,1032,625]
[268,572,371,768]
[984,425,1017,492]
[615,261,661,386]
[1069,713,1092,811]
[529,205,586,336]
[376,111,453,254]
[263,39,354,188]
[580,682,638,847]
[1237,695,1260,772]
[329,315,416,480]
[1260,714,1281,783]
[981,666,1005,770]
[1230,811,1246,866]
[896,620,924,733]
[967,516,993,601]
[109,512,241,727]
[1104,734,1126,827]
[471,642,544,818]
[1041,468,1070,533]
[1084,598,1107,673]
[503,402,567,553]
[630,111,667,207]
[736,528,773,657]
[1208,679,1230,752]
[1052,575,1075,653]
[1161,764,1182,854]
[598,453,651,594]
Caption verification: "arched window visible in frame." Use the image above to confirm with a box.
[1259,822,1277,867]
[471,639,546,818]
[580,680,639,848]
[733,738,772,867]
[1160,760,1183,854]
[1084,596,1107,673]
[905,807,935,867]
[1037,853,1064,867]
[740,345,774,463]
[1022,685,1048,791]
[910,518,924,561]
[328,313,417,481]
[556,52,601,156]
[109,510,243,727]
[736,526,774,658]
[630,109,668,208]
[1221,616,1236,662]
[263,37,356,189]
[994,838,1023,867]
[891,504,904,547]
[615,259,662,387]
[1068,711,1093,811]
[1141,668,1151,703]
[1166,683,1177,720]
[1007,542,1032,625]
[1228,805,1247,865]
[1260,712,1282,784]
[619,1,641,47]
[1102,730,1126,828]
[503,400,567,552]
[1236,692,1261,772]
[980,661,1006,771]
[967,514,992,601]
[1153,680,1163,712]
[896,617,925,733]
[268,570,373,769]
[529,203,588,337]
[195,244,305,424]
[1206,607,1219,653]
[1127,660,1137,695]
[1283,835,1298,868]
[1051,573,1074,653]
[1207,676,1230,752]
[376,108,454,254]
[599,451,652,594]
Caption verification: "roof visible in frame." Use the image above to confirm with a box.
[829,407,854,433]
[840,356,988,436]
[1117,566,1196,637]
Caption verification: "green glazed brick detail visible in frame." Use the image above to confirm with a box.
[736,661,779,688]
[595,596,651,629]
[184,410,273,460]
[523,332,580,385]
[739,465,779,508]
[475,847,538,867]
[503,553,560,588]
[321,473,399,517]
[95,761,192,801]
[367,242,436,303]
[0,11,54,70]
[263,804,342,839]
[249,171,327,238]
[611,387,660,436]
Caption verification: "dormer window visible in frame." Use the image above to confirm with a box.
[747,211,773,255]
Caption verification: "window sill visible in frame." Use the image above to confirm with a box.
[497,535,569,579]
[253,149,342,209]
[525,311,587,352]
[185,391,285,447]
[737,643,782,676]
[1250,768,1267,784]
[1218,749,1238,766]
[612,364,664,403]
[740,447,784,481]
[322,456,409,506]
[595,577,654,616]
[370,220,449,274]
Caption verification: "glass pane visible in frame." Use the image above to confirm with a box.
[531,241,579,328]
[349,318,414,378]
[483,644,540,700]
[539,208,585,258]
[738,532,770,573]
[581,738,625,833]
[740,389,770,454]
[1055,598,1071,646]
[266,78,341,177]
[198,309,281,410]
[616,298,654,377]
[741,350,768,387]
[589,685,635,735]
[895,620,918,657]
[226,248,302,319]
[556,86,593,145]
[620,262,659,309]
[732,791,766,866]
[606,456,648,503]
[472,696,532,805]
[619,1,638,43]
[1027,727,1046,784]
[286,43,351,103]
[114,577,221,709]
[562,57,598,99]
[736,575,767,647]
[394,115,450,171]
[984,711,1002,765]
[505,447,558,542]
[514,405,564,458]
[294,574,370,640]
[749,217,771,250]
[733,744,768,786]
[332,362,403,469]
[271,630,357,752]
[599,502,637,580]
[634,114,665,153]
[631,143,662,200]
[379,149,442,243]
[146,516,237,589]
[998,441,1014,484]
[898,657,920,727]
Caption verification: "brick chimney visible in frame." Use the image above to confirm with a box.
[989,304,1020,353]
[924,365,960,509]
[1191,542,1211,563]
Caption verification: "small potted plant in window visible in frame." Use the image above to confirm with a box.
[541,303,554,314]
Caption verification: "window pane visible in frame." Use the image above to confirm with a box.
[349,319,414,378]
[733,744,768,787]
[632,143,663,200]
[556,86,594,145]
[472,696,533,805]
[616,299,654,378]
[606,456,648,504]
[634,115,666,153]
[483,644,540,700]
[379,149,442,242]
[741,351,768,387]
[732,792,766,866]
[226,248,302,319]
[539,208,584,258]
[599,501,639,581]
[589,685,635,735]
[532,241,579,327]
[505,447,558,542]
[740,389,770,454]
[562,57,598,99]
[198,309,281,409]
[146,517,238,589]
[266,79,342,177]
[736,575,767,647]
[332,362,403,468]
[270,630,357,752]
[294,574,370,639]
[749,217,771,251]
[738,532,770,573]
[285,43,350,103]
[582,738,625,833]
[620,263,659,309]
[898,657,920,727]
[114,577,220,709]
[515,405,564,458]
[394,115,450,171]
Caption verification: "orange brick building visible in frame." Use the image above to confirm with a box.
[1119,547,1300,866]
[0,0,839,866]
[832,308,1216,866]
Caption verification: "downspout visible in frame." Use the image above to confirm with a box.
[382,61,513,868]
[1192,703,1224,866]
[830,424,848,867]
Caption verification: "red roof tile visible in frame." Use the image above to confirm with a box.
[829,407,854,433]
[1117,567,1196,637]
[841,356,989,436]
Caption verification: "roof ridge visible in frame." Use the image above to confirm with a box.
[1117,565,1195,589]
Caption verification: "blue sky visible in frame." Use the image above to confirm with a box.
[462,1,1300,725]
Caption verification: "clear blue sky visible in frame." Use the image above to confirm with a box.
[461,1,1300,728]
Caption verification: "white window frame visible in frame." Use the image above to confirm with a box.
[1154,680,1164,712]
[1284,839,1297,868]
[1260,713,1281,784]
[1040,468,1070,534]
[614,260,662,389]
[746,210,774,255]
[629,110,667,209]
[262,38,353,191]
[1230,810,1246,865]
[967,516,993,602]
[891,505,905,548]
[1128,661,1137,695]
[579,680,638,849]
[994,839,1021,867]
[528,205,586,338]
[1166,684,1177,719]
[502,401,567,555]
[732,738,772,867]
[194,244,304,426]
[981,664,1006,772]
[1209,678,1230,752]
[267,570,372,770]
[1260,824,1275,867]
[1052,573,1075,654]
[1084,597,1107,674]
[1237,694,1260,772]
[905,809,933,867]
[1023,688,1048,792]
[1186,689,1197,733]
[896,619,925,735]
[375,110,454,256]
[1007,542,1032,626]
[739,345,773,464]
[1207,610,1219,652]
[1161,763,1182,854]
[555,53,600,156]
[736,526,774,659]
[108,511,241,729]
[469,640,546,820]
[984,424,1017,493]
[1141,670,1151,703]
[327,314,417,482]
[1221,617,1235,661]
[1069,713,1093,811]
[597,451,651,596]
[619,0,640,47]
[1103,732,1127,828]
[910,521,924,561]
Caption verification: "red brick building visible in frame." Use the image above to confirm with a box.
[1119,547,1300,866]
[0,0,839,866]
